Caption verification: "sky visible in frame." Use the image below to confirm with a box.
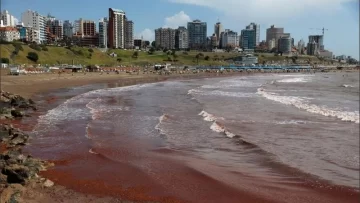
[2,0,359,59]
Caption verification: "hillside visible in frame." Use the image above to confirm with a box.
[1,43,320,66]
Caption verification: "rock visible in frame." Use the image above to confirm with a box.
[43,179,54,188]
[2,164,31,184]
[0,184,25,203]
[0,173,7,184]
[10,110,23,118]
[8,133,29,147]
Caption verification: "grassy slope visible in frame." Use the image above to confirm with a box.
[1,44,319,66]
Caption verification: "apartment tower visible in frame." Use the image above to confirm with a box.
[108,8,125,49]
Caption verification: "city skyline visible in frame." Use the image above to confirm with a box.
[2,0,359,59]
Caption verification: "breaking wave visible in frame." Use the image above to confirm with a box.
[257,88,359,124]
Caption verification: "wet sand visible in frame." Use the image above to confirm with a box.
[1,70,359,203]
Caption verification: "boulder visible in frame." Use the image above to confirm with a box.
[43,179,54,188]
[10,110,23,118]
[0,184,25,203]
[2,164,31,184]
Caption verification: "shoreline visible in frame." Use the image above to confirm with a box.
[1,70,359,202]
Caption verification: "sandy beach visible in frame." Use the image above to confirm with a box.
[1,69,359,203]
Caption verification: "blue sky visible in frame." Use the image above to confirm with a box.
[3,0,359,59]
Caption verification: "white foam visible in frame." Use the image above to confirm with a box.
[199,111,217,122]
[341,84,355,88]
[277,77,308,83]
[258,88,360,124]
[89,148,99,155]
[210,122,225,133]
[189,89,254,98]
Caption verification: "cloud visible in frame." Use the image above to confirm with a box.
[136,28,155,41]
[168,0,356,24]
[163,11,191,28]
[136,11,191,42]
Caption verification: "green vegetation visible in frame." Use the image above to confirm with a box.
[1,58,9,64]
[27,52,39,62]
[0,43,322,66]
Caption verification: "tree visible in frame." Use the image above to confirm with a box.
[151,41,156,47]
[204,56,210,61]
[1,58,9,64]
[291,56,298,64]
[148,47,155,55]
[132,51,139,58]
[27,52,39,62]
[195,53,202,64]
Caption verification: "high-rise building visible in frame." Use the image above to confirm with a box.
[240,29,256,50]
[63,20,73,38]
[268,38,276,50]
[187,20,207,49]
[175,26,188,50]
[278,35,292,54]
[214,22,223,47]
[99,18,108,48]
[73,18,96,36]
[155,28,176,49]
[266,25,284,49]
[45,15,63,41]
[221,29,238,48]
[108,8,126,49]
[124,18,134,49]
[307,40,318,55]
[21,10,46,43]
[246,22,260,46]
[1,10,16,27]
[210,34,217,48]
[308,35,324,51]
[297,39,305,54]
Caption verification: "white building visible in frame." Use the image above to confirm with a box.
[21,10,46,43]
[221,29,239,48]
[268,38,276,50]
[108,8,126,49]
[0,27,20,42]
[99,18,108,48]
[1,10,16,27]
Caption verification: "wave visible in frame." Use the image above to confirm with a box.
[199,111,235,138]
[277,77,308,83]
[189,89,254,98]
[35,83,153,132]
[155,114,169,135]
[341,84,355,88]
[257,88,359,124]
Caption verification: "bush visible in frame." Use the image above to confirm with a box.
[29,43,42,51]
[204,56,210,61]
[1,58,10,64]
[117,58,122,62]
[13,43,23,51]
[27,52,39,62]
[41,46,48,51]
[88,48,94,53]
[182,51,188,55]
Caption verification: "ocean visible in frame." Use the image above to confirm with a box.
[27,72,359,202]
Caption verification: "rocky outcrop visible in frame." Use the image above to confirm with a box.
[1,91,36,120]
[0,93,54,203]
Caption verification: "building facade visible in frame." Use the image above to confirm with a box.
[21,10,46,43]
[0,27,20,42]
[124,18,134,49]
[1,10,16,27]
[307,40,318,55]
[308,35,324,51]
[240,29,256,50]
[278,36,292,54]
[98,18,108,48]
[175,26,188,50]
[214,22,223,47]
[221,29,238,48]
[155,28,176,49]
[46,18,63,41]
[63,20,73,38]
[246,22,260,46]
[266,25,284,49]
[187,20,207,49]
[297,39,305,54]
[108,8,126,49]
